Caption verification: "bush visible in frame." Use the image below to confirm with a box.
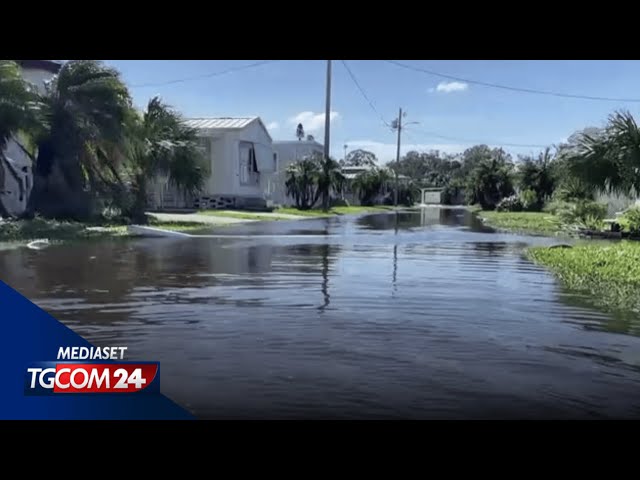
[619,206,640,234]
[557,200,607,228]
[553,177,595,202]
[519,189,539,211]
[543,199,574,215]
[496,195,523,212]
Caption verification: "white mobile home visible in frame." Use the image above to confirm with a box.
[0,60,61,218]
[270,140,324,206]
[150,117,276,210]
[189,117,275,210]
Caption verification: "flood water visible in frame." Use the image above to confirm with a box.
[3,207,640,419]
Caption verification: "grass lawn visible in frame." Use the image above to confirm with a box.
[199,211,282,221]
[147,219,214,231]
[0,218,128,242]
[476,210,564,236]
[275,205,395,217]
[527,241,640,315]
[0,217,214,242]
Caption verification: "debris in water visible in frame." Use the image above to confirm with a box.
[26,239,50,250]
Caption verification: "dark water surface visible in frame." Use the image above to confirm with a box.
[2,208,640,419]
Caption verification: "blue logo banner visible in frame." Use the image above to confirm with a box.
[0,281,193,419]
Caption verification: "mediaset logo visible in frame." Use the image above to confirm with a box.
[24,346,161,395]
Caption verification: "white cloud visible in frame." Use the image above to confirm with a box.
[346,140,466,164]
[266,121,280,130]
[432,81,469,93]
[288,111,341,132]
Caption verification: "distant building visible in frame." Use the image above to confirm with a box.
[0,60,62,218]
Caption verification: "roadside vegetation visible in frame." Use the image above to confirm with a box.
[527,242,640,316]
[275,206,394,217]
[476,211,564,236]
[0,60,206,226]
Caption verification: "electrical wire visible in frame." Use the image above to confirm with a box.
[130,60,279,88]
[384,60,640,103]
[404,126,549,148]
[341,60,392,128]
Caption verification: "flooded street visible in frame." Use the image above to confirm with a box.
[2,208,640,419]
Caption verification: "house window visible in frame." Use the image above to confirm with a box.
[273,152,278,172]
[239,141,259,186]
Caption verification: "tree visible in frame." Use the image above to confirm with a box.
[296,123,305,141]
[315,155,345,211]
[466,156,515,209]
[121,97,206,223]
[285,157,319,209]
[387,150,463,188]
[565,110,640,197]
[0,60,38,217]
[352,168,392,206]
[343,149,378,167]
[517,147,556,209]
[460,145,511,177]
[22,60,133,220]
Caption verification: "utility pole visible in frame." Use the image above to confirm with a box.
[394,107,402,207]
[343,144,348,162]
[324,60,332,161]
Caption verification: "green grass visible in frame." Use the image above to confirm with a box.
[0,217,213,242]
[147,219,213,231]
[199,211,282,221]
[0,218,127,242]
[527,241,640,316]
[477,210,564,236]
[275,205,395,217]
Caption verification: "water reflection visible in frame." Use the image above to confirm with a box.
[2,208,640,419]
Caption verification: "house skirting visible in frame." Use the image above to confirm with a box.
[195,195,267,211]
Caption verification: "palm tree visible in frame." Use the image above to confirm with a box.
[352,167,392,206]
[22,60,132,220]
[315,155,345,211]
[122,97,206,223]
[518,147,556,209]
[285,157,319,209]
[0,60,38,217]
[466,157,515,209]
[566,110,640,197]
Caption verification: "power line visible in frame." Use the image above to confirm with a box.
[404,126,549,148]
[384,60,640,103]
[341,60,391,128]
[342,60,553,148]
[130,60,279,88]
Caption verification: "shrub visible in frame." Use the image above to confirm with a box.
[619,206,640,234]
[496,195,523,212]
[557,200,607,228]
[553,177,595,202]
[519,189,539,211]
[577,214,606,231]
[543,199,574,215]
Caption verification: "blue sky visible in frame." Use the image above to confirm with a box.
[104,60,640,163]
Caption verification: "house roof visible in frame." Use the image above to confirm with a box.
[16,60,62,74]
[185,117,256,130]
[184,117,272,143]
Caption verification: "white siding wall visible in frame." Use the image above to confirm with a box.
[205,121,272,198]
